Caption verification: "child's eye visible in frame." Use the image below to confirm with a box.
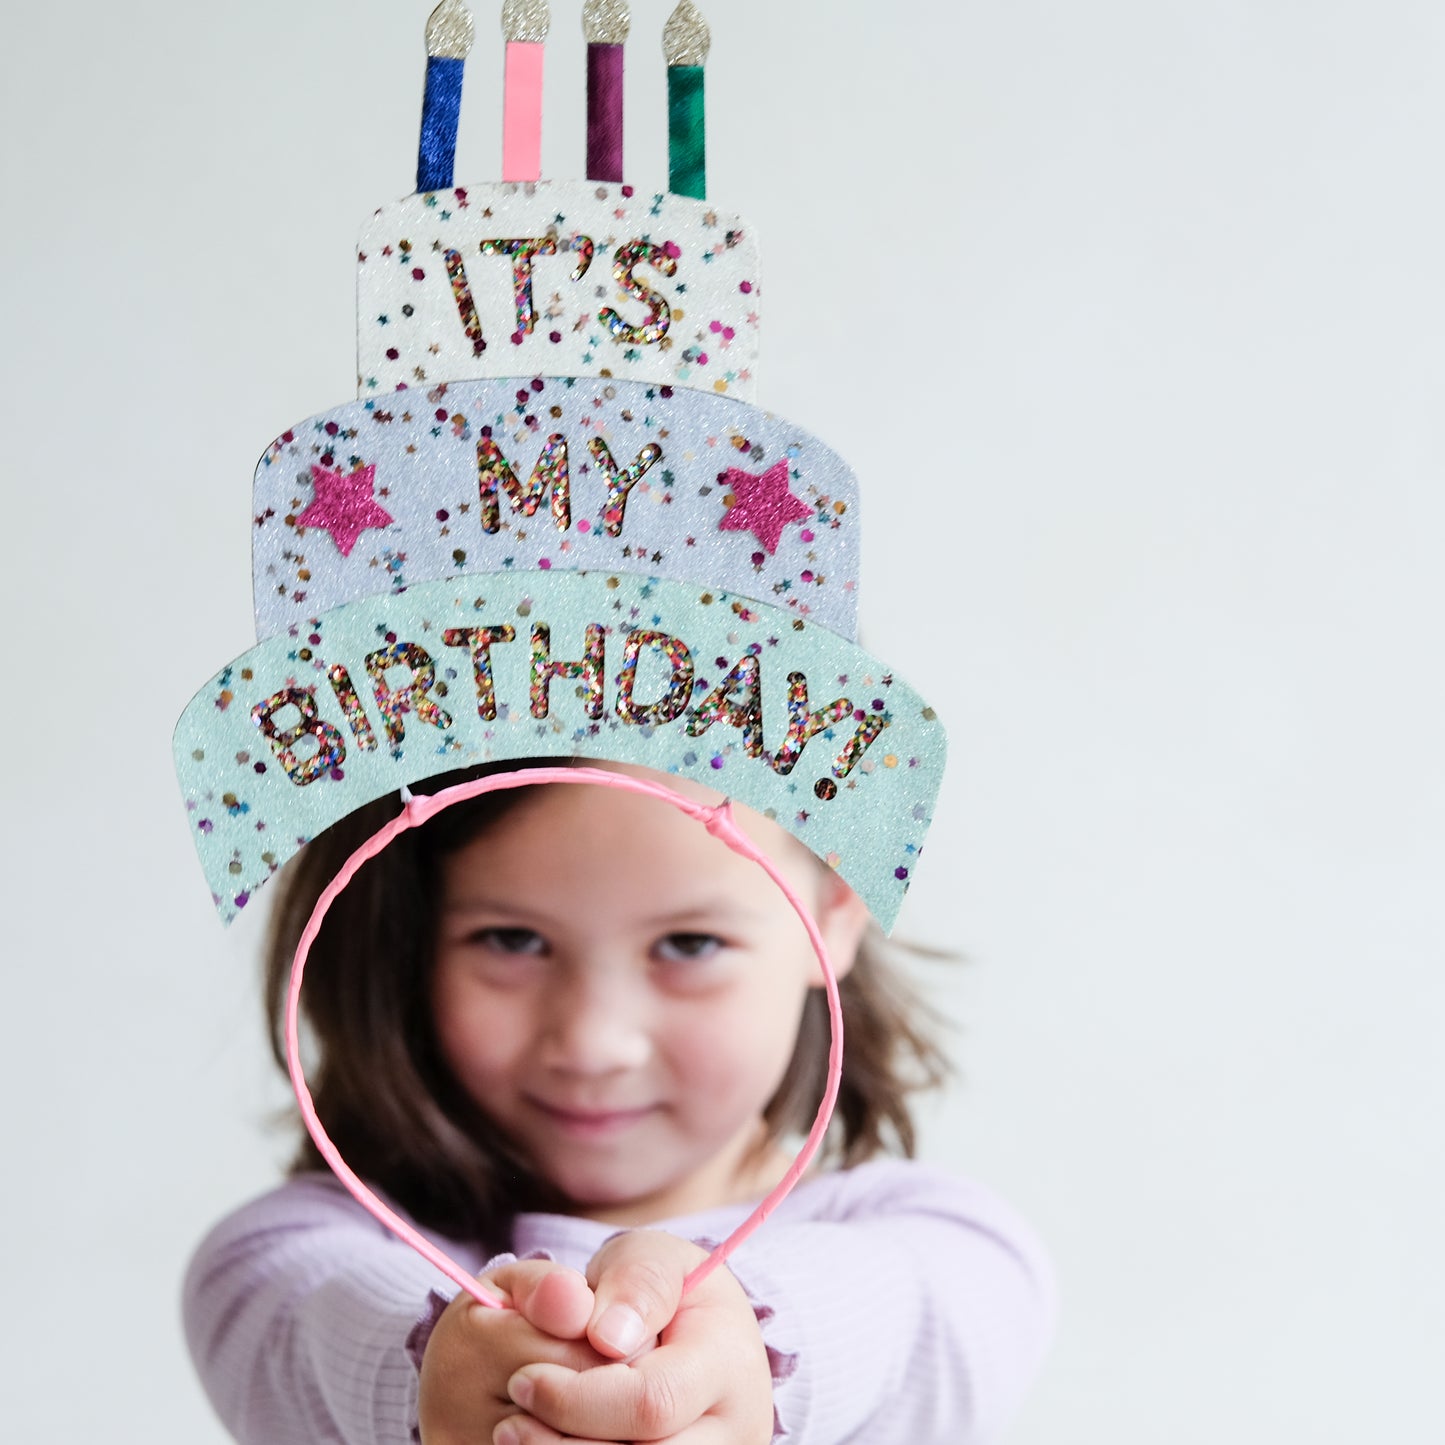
[654,932,723,963]
[472,927,547,956]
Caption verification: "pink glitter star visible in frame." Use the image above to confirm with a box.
[295,463,394,556]
[717,460,811,555]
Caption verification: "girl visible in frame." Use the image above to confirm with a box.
[184,759,1056,1445]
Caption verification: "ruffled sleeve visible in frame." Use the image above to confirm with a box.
[183,1175,482,1445]
[715,1162,1055,1445]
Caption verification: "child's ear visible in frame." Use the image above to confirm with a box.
[809,871,871,985]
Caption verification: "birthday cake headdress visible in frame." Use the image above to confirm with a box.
[173,0,946,932]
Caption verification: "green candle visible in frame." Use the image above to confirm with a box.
[664,1,710,199]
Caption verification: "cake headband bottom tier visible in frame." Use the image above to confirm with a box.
[174,570,945,930]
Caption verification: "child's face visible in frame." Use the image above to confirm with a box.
[431,768,868,1224]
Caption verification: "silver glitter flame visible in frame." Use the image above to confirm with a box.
[663,0,710,66]
[582,0,631,45]
[426,0,475,59]
[502,0,552,44]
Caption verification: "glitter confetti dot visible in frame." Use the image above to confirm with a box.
[814,778,838,801]
[894,866,909,880]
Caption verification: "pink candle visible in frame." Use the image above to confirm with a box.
[501,0,550,182]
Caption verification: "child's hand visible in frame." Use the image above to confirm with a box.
[417,1259,608,1445]
[497,1231,774,1445]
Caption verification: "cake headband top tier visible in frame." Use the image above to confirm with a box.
[173,1,946,933]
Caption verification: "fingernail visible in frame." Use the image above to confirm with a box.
[507,1371,535,1410]
[494,1422,521,1445]
[595,1302,648,1356]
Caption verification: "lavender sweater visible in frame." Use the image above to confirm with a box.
[184,1160,1054,1444]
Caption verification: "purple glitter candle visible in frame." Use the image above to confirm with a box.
[583,0,629,182]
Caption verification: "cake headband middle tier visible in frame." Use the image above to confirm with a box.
[252,377,857,643]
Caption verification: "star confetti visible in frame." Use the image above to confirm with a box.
[716,459,811,554]
[295,463,394,557]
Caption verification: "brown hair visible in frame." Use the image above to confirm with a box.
[264,762,950,1247]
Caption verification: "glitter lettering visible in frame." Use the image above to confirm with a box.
[327,664,379,751]
[444,247,487,355]
[599,240,676,345]
[481,237,559,336]
[363,643,454,747]
[442,625,517,719]
[530,623,606,719]
[478,433,571,534]
[769,671,854,776]
[569,235,595,281]
[617,629,695,725]
[685,655,763,756]
[831,713,890,778]
[589,438,663,536]
[251,687,345,785]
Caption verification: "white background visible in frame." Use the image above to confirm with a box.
[3,1,1442,1439]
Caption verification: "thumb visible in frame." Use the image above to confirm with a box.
[485,1257,596,1339]
[584,1230,708,1360]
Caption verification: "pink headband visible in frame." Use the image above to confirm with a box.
[285,765,845,1305]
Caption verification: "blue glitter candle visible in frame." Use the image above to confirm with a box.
[417,0,475,193]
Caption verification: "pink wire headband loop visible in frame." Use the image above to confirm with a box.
[285,765,845,1307]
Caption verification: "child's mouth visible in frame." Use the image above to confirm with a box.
[528,1099,659,1138]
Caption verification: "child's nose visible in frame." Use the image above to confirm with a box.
[540,973,652,1075]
